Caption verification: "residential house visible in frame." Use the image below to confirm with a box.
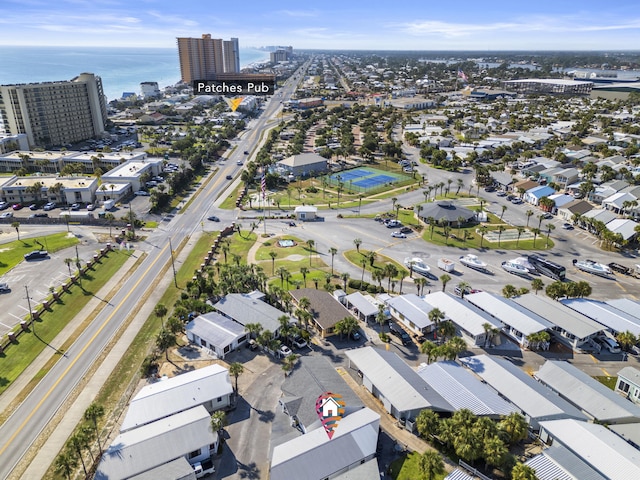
[535,360,640,424]
[460,355,587,430]
[212,292,290,335]
[385,294,435,337]
[523,185,556,206]
[561,298,640,336]
[120,364,233,433]
[602,191,637,214]
[185,312,248,358]
[345,347,452,422]
[344,292,380,324]
[269,408,380,480]
[95,405,218,480]
[616,366,640,405]
[552,168,579,188]
[606,218,639,241]
[538,419,640,479]
[525,444,607,480]
[556,199,593,222]
[289,288,351,338]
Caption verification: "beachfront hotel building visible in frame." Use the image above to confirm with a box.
[0,73,108,149]
[177,34,240,84]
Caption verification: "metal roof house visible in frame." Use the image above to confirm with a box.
[424,291,501,347]
[416,361,518,418]
[460,355,587,430]
[465,292,553,348]
[279,356,364,434]
[185,311,248,358]
[344,291,380,324]
[539,419,640,480]
[523,185,556,206]
[213,292,290,335]
[95,405,218,480]
[560,298,640,336]
[269,407,380,480]
[513,294,603,351]
[128,457,196,480]
[120,364,233,433]
[524,444,606,480]
[535,360,640,425]
[345,347,452,421]
[606,298,640,321]
[615,366,640,406]
[385,293,435,336]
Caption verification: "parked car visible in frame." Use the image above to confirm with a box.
[226,175,233,180]
[86,204,96,211]
[12,203,23,210]
[496,191,507,197]
[484,186,496,192]
[29,204,39,210]
[70,203,80,210]
[542,212,553,219]
[24,250,48,260]
[134,191,150,196]
[562,223,574,230]
[0,211,13,218]
[0,201,8,210]
[391,231,407,238]
[595,336,621,354]
[399,226,413,234]
[389,322,411,345]
[0,282,9,293]
[29,213,48,218]
[207,215,220,222]
[292,336,307,349]
[511,198,523,205]
[351,330,361,341]
[43,202,56,211]
[279,345,293,357]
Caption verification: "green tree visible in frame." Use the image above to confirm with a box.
[428,307,445,334]
[531,278,544,295]
[83,402,105,454]
[617,330,638,352]
[545,281,566,300]
[282,353,299,375]
[306,239,315,265]
[156,328,176,362]
[415,409,441,440]
[229,362,244,394]
[11,221,20,241]
[483,435,508,470]
[498,412,528,445]
[329,247,338,275]
[300,266,309,288]
[502,284,518,298]
[154,303,168,328]
[68,431,89,477]
[418,450,445,480]
[353,237,362,253]
[54,450,77,480]
[334,316,359,339]
[244,322,263,339]
[511,462,538,480]
[420,340,438,364]
[439,273,451,292]
[210,410,228,434]
[269,250,278,275]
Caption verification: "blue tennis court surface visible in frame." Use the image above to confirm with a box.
[326,167,409,192]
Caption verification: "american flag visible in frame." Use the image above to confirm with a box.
[261,171,266,200]
[458,69,468,81]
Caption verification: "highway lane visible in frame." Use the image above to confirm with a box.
[0,64,307,479]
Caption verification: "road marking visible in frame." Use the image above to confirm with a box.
[0,243,170,458]
[589,354,599,363]
[600,367,611,376]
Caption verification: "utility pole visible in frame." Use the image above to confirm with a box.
[169,238,178,288]
[25,285,34,333]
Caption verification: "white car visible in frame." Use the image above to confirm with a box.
[0,211,13,218]
[391,231,407,238]
[134,191,150,196]
[279,345,293,357]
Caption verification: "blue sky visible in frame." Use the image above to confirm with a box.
[1,0,639,50]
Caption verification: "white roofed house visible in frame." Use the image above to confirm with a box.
[535,360,640,425]
[464,292,553,349]
[344,291,379,324]
[212,292,291,336]
[615,366,640,406]
[513,294,603,352]
[385,293,435,337]
[120,364,233,433]
[293,205,317,221]
[524,444,607,480]
[561,298,640,337]
[460,355,587,430]
[538,419,640,480]
[345,347,452,423]
[185,311,248,358]
[423,291,501,347]
[95,405,218,480]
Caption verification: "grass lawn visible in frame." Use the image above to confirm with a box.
[0,232,79,276]
[343,249,409,278]
[0,249,133,397]
[421,224,554,251]
[389,452,447,480]
[219,180,245,210]
[224,231,258,262]
[594,375,617,390]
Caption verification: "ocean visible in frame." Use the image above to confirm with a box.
[0,46,271,102]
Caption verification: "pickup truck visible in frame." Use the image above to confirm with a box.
[192,459,215,478]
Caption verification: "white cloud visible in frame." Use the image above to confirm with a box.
[277,9,319,18]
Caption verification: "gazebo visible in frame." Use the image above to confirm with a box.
[416,201,476,225]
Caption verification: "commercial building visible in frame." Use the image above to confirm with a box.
[502,79,593,95]
[99,157,163,195]
[276,153,328,178]
[0,73,108,148]
[0,175,98,206]
[176,34,239,84]
[140,82,161,98]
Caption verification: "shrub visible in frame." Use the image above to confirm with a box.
[379,332,390,343]
[348,279,371,291]
[367,284,384,294]
[305,186,318,193]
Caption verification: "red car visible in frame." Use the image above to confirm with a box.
[12,203,23,210]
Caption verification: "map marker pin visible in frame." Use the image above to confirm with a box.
[223,96,244,112]
[315,392,345,440]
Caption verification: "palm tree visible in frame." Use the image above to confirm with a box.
[353,237,362,253]
[511,462,538,480]
[525,209,534,227]
[531,278,544,295]
[439,273,451,292]
[479,225,488,248]
[498,412,528,445]
[244,322,263,339]
[438,320,456,342]
[537,213,546,229]
[156,329,176,362]
[341,272,350,291]
[418,450,445,480]
[500,204,508,220]
[376,304,387,332]
[328,247,338,275]
[496,225,506,247]
[11,221,20,241]
[428,307,445,335]
[385,263,398,292]
[335,316,359,339]
[516,226,525,247]
[502,284,518,298]
[277,266,289,288]
[54,451,77,480]
[306,239,315,265]
[420,340,438,364]
[64,257,74,277]
[616,331,637,352]
[456,178,464,195]
[545,222,555,248]
[282,353,299,375]
[531,227,541,248]
[360,257,367,286]
[229,362,244,395]
[415,409,441,440]
[210,410,228,435]
[84,402,105,454]
[300,266,309,287]
[483,435,508,470]
[154,303,168,328]
[415,276,428,296]
[68,431,89,477]
[268,250,278,275]
[456,281,470,299]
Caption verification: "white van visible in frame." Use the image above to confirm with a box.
[602,337,621,353]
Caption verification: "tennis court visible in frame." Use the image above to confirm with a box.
[327,167,409,193]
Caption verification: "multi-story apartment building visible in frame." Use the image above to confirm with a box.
[177,34,240,84]
[0,73,108,149]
